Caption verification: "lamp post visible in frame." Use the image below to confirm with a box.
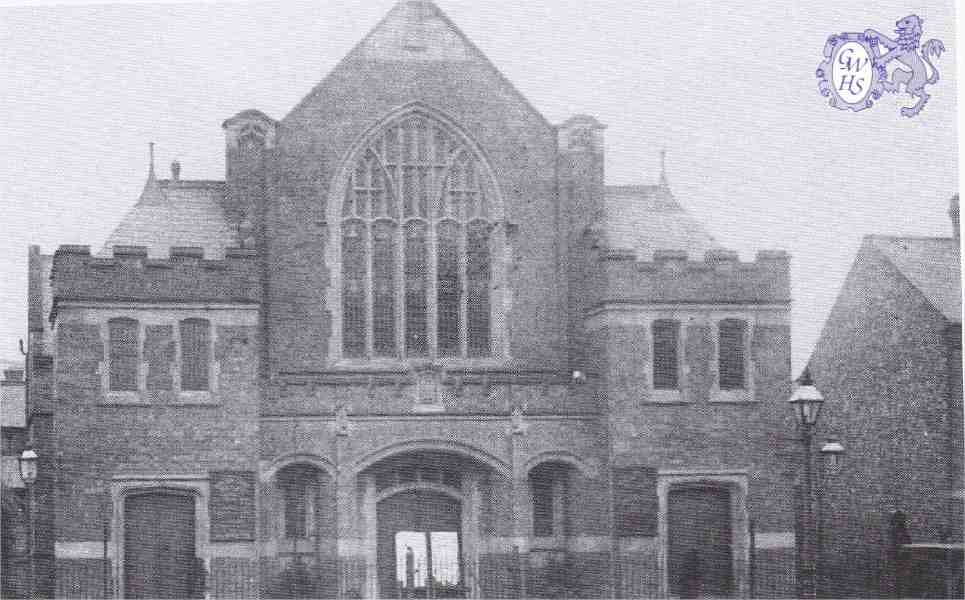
[817,439,845,598]
[18,448,38,599]
[788,369,824,599]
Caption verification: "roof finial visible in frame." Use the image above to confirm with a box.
[659,147,668,187]
[139,141,163,203]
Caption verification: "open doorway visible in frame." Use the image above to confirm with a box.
[395,530,462,598]
[378,490,464,598]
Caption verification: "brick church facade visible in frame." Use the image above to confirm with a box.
[23,2,798,598]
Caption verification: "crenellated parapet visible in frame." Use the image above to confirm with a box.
[50,245,261,317]
[596,247,790,305]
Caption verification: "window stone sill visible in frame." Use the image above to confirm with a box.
[329,357,508,371]
[709,388,757,403]
[529,536,567,551]
[101,391,147,405]
[177,390,217,405]
[99,390,218,406]
[645,389,690,404]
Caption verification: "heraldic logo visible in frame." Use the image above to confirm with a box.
[816,14,946,117]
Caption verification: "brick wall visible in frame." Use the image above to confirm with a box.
[50,246,260,308]
[809,240,962,597]
[53,316,260,542]
[49,307,260,597]
[587,247,796,597]
[594,309,795,532]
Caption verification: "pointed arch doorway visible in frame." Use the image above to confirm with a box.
[377,489,464,599]
[359,448,502,599]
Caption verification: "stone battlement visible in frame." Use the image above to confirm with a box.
[596,247,790,305]
[50,245,261,314]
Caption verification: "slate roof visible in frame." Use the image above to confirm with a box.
[868,235,962,322]
[100,173,235,259]
[603,184,723,260]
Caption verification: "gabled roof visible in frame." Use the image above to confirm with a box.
[355,0,480,63]
[603,184,723,260]
[284,0,550,128]
[100,172,235,259]
[867,235,962,322]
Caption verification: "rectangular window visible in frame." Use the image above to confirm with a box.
[372,221,397,357]
[466,222,491,357]
[531,473,555,537]
[436,223,461,356]
[108,318,139,391]
[718,319,748,390]
[652,319,680,390]
[280,466,320,540]
[343,221,368,358]
[405,222,429,356]
[180,319,210,391]
[284,481,307,539]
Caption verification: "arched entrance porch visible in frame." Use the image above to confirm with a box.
[358,449,505,599]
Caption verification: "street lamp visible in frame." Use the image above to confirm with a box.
[820,439,845,475]
[789,369,824,599]
[18,448,38,599]
[18,449,38,485]
[789,369,824,428]
[817,439,845,598]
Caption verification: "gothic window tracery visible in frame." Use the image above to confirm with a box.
[340,114,495,359]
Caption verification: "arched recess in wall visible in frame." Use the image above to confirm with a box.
[352,438,512,479]
[325,102,510,363]
[523,451,599,479]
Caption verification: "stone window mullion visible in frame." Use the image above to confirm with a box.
[138,320,147,392]
[678,321,687,391]
[458,222,468,358]
[427,220,439,359]
[173,320,182,392]
[100,321,109,391]
[365,220,374,359]
[653,319,681,390]
[209,323,219,393]
[395,224,406,358]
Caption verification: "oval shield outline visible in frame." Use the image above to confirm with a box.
[816,32,886,112]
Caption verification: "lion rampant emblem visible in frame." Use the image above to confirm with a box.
[816,15,945,117]
[864,15,945,117]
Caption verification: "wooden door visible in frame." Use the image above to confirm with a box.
[124,492,199,598]
[668,486,733,598]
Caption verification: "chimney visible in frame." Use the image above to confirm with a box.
[949,194,959,239]
[171,160,181,182]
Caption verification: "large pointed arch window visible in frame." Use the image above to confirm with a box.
[340,114,495,359]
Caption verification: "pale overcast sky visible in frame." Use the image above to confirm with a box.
[0,0,959,373]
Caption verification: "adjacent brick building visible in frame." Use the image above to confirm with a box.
[807,196,964,598]
[24,2,799,598]
[1,367,29,599]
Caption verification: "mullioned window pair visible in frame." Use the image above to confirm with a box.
[107,317,210,392]
[652,319,748,391]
